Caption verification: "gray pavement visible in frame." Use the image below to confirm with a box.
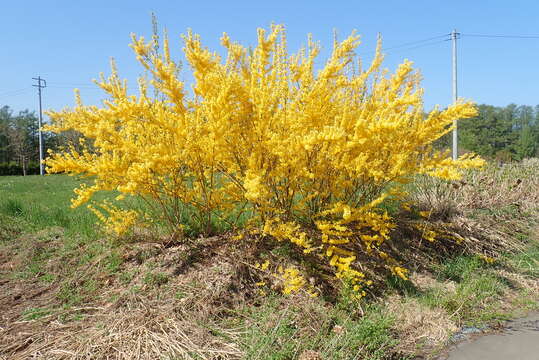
[444,313,539,360]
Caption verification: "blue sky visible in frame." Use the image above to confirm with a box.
[2,0,539,117]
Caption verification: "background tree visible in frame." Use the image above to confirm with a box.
[0,105,43,175]
[437,103,539,161]
[6,109,38,175]
[0,106,14,163]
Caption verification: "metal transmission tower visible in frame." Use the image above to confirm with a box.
[451,30,460,160]
[32,76,47,175]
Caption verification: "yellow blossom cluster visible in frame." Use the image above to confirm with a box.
[255,260,318,297]
[88,202,140,236]
[45,25,484,293]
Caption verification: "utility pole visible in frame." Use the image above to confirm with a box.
[32,76,47,175]
[451,29,459,160]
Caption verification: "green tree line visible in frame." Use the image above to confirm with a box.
[435,103,539,161]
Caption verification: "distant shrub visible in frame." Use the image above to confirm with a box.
[45,25,483,296]
[0,162,40,176]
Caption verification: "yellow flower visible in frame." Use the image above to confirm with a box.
[479,255,496,264]
[393,266,409,281]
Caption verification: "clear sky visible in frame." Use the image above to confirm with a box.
[2,0,539,117]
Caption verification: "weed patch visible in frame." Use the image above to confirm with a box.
[234,296,399,360]
[22,307,53,321]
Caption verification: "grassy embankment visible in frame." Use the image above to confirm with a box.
[0,161,538,360]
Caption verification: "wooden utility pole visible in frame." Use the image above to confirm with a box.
[32,76,47,175]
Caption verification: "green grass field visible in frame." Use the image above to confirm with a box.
[0,175,108,238]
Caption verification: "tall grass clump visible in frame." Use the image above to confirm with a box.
[409,158,539,265]
[45,25,483,296]
[413,158,539,215]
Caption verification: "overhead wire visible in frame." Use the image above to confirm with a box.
[0,88,32,97]
[47,86,101,90]
[3,32,539,101]
[462,33,539,39]
[0,88,33,101]
[47,81,98,87]
[385,38,450,55]
[357,31,539,63]
[47,81,100,90]
[382,34,450,51]
[358,35,450,64]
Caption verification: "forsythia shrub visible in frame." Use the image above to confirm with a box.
[45,25,484,294]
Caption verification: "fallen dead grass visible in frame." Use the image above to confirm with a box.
[386,295,458,354]
[5,301,243,360]
[0,238,252,360]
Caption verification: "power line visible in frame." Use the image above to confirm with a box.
[0,88,30,96]
[462,33,539,39]
[383,34,449,51]
[47,85,101,90]
[358,37,449,64]
[47,81,97,87]
[385,38,449,55]
[0,84,99,99]
[47,81,98,89]
[0,88,32,98]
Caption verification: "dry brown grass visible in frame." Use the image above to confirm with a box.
[386,295,457,354]
[413,158,539,214]
[408,159,539,260]
[0,237,256,360]
[4,300,242,360]
[409,272,456,294]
